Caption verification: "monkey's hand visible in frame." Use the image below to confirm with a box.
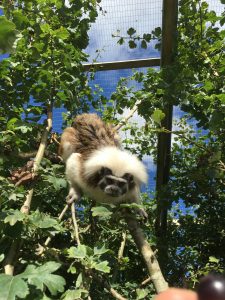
[66,187,80,204]
[120,203,148,222]
[137,207,148,222]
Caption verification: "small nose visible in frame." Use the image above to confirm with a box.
[105,185,120,196]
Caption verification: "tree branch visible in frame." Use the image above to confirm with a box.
[114,100,141,131]
[71,203,81,245]
[36,203,70,255]
[92,273,128,300]
[4,109,53,274]
[118,231,126,260]
[141,276,152,286]
[112,231,127,282]
[124,213,168,294]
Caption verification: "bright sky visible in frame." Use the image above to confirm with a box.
[85,0,224,63]
[86,0,162,62]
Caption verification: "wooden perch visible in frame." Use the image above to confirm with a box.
[124,213,168,294]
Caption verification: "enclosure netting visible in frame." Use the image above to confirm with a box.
[53,0,224,190]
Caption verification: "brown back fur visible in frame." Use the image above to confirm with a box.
[59,114,120,161]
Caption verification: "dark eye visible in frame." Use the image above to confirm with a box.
[106,178,113,185]
[118,181,125,188]
[100,167,112,176]
[123,173,133,182]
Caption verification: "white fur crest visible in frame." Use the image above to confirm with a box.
[84,146,148,185]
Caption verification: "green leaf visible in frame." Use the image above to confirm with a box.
[0,16,17,54]
[209,256,219,263]
[151,109,165,125]
[143,33,152,42]
[118,37,124,45]
[40,23,51,34]
[127,27,136,36]
[29,211,62,230]
[16,125,33,133]
[75,272,83,288]
[62,289,88,300]
[44,176,67,191]
[204,81,214,91]
[7,118,18,130]
[94,261,110,273]
[0,254,4,263]
[94,244,109,256]
[120,203,143,210]
[141,40,147,49]
[91,206,112,218]
[22,262,65,296]
[153,26,162,37]
[136,288,149,299]
[67,245,87,259]
[128,40,137,49]
[54,27,69,40]
[12,11,29,30]
[217,94,225,104]
[0,274,29,300]
[209,110,224,130]
[68,265,77,274]
[4,210,25,226]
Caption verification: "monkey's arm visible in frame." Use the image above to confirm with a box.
[65,153,82,203]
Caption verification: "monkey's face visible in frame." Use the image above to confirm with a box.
[97,167,135,197]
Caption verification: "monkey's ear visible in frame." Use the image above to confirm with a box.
[123,173,134,183]
[100,167,112,176]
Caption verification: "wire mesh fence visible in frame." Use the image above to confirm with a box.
[52,0,224,191]
[86,0,162,63]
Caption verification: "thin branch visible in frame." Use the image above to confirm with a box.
[36,203,70,255]
[109,287,127,300]
[141,277,152,286]
[124,212,168,294]
[112,231,127,282]
[4,110,53,274]
[92,273,127,300]
[118,231,127,260]
[16,150,61,163]
[3,240,22,275]
[114,100,141,131]
[20,113,52,214]
[71,203,81,245]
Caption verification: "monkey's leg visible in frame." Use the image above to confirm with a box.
[66,185,81,204]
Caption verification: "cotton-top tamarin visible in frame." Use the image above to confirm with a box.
[59,113,148,215]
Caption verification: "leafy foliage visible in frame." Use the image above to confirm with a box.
[0,262,65,299]
[108,0,225,288]
[0,0,225,299]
